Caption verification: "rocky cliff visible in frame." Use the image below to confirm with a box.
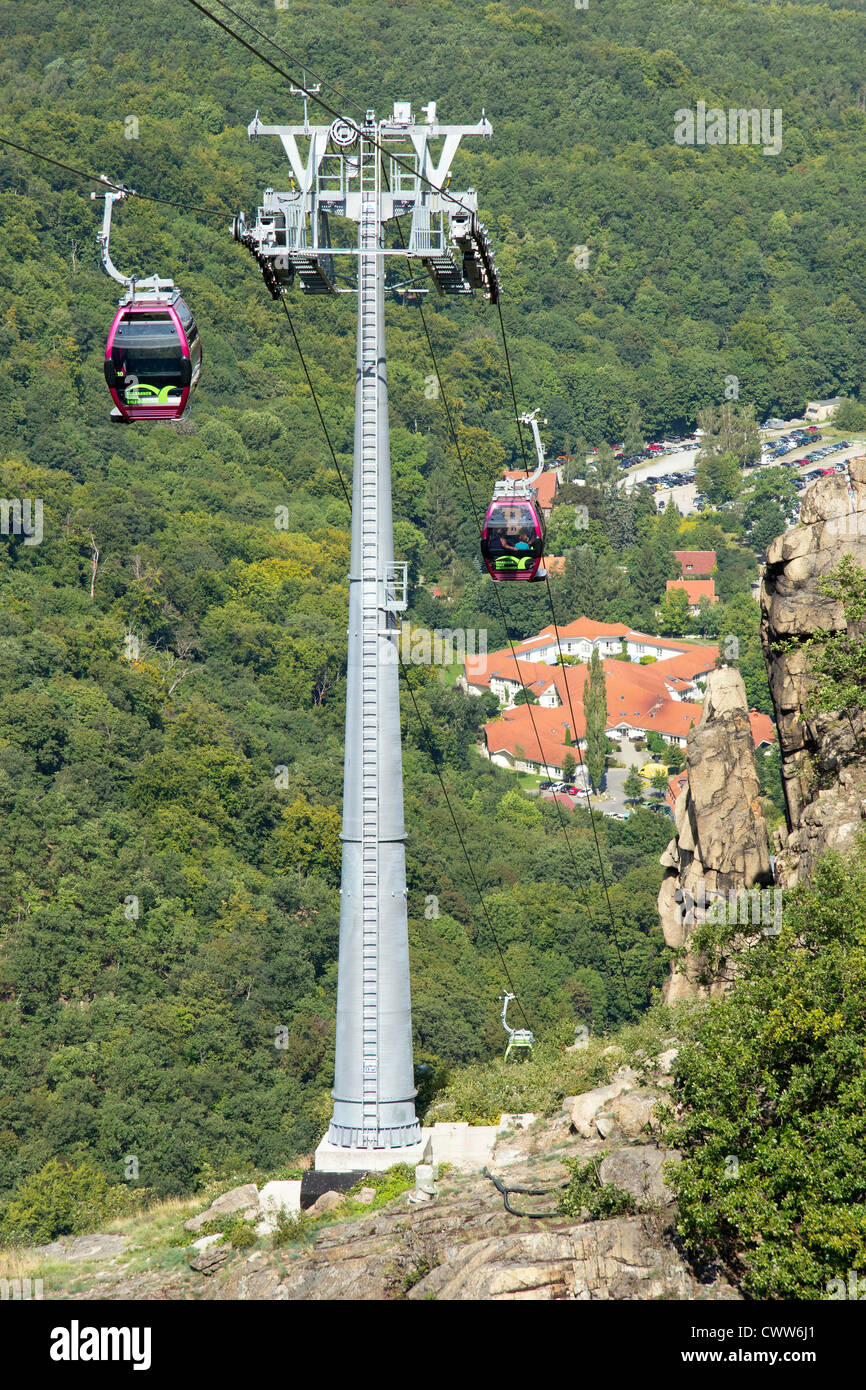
[657,666,773,1002]
[761,458,866,887]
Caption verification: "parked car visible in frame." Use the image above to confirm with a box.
[538,780,555,790]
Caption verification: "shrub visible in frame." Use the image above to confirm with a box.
[663,850,866,1298]
[0,1159,146,1246]
[558,1155,636,1220]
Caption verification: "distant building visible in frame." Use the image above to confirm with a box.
[469,615,776,779]
[666,770,689,812]
[501,468,558,517]
[543,555,567,577]
[674,549,716,576]
[665,577,718,613]
[804,398,842,422]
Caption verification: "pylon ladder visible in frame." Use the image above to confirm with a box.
[359,184,381,1144]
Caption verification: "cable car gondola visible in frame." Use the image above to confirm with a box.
[481,409,550,581]
[480,486,546,581]
[92,183,202,423]
[104,291,201,423]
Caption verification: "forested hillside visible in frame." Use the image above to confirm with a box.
[2,0,866,1203]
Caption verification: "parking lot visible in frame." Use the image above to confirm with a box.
[616,427,865,517]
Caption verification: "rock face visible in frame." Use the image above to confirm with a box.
[658,667,773,1001]
[761,459,866,887]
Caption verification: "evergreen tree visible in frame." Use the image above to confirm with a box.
[583,647,607,792]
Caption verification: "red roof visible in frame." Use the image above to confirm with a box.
[665,578,718,604]
[674,550,716,575]
[653,647,718,680]
[502,469,558,511]
[749,710,776,746]
[484,690,775,765]
[666,770,689,810]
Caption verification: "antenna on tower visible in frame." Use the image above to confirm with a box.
[289,78,321,135]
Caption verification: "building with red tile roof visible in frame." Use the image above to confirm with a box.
[748,710,776,747]
[501,468,559,516]
[666,770,689,812]
[665,577,718,612]
[543,555,567,577]
[470,614,773,777]
[674,550,716,576]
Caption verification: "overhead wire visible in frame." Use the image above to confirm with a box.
[205,0,366,115]
[181,0,478,217]
[382,181,629,994]
[0,134,228,220]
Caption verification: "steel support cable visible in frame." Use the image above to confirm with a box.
[398,653,532,1031]
[206,0,366,115]
[492,284,633,1011]
[495,300,532,478]
[542,576,634,1012]
[182,0,481,219]
[0,135,228,219]
[276,296,351,510]
[383,210,616,965]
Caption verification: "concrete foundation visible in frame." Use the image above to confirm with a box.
[258,1179,302,1216]
[315,1136,431,1174]
[314,1115,537,1178]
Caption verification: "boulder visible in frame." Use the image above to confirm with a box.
[355,1187,377,1206]
[185,1182,259,1232]
[309,1190,345,1216]
[598,1146,681,1205]
[189,1245,231,1275]
[656,1047,679,1075]
[595,1088,663,1140]
[190,1233,223,1252]
[565,1078,635,1138]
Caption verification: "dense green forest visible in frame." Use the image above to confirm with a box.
[1,0,865,1206]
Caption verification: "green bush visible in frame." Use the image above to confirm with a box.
[0,1158,146,1246]
[664,851,866,1298]
[557,1155,636,1220]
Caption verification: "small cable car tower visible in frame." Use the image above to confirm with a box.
[235,100,499,1166]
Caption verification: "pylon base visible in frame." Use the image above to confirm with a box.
[314,1134,431,1174]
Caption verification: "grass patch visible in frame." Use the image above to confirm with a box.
[427,1005,706,1123]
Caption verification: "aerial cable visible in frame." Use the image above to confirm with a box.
[0,135,228,220]
[398,652,533,1031]
[276,297,351,512]
[382,190,617,962]
[542,577,634,1012]
[181,0,478,218]
[495,300,533,478]
[204,0,366,116]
